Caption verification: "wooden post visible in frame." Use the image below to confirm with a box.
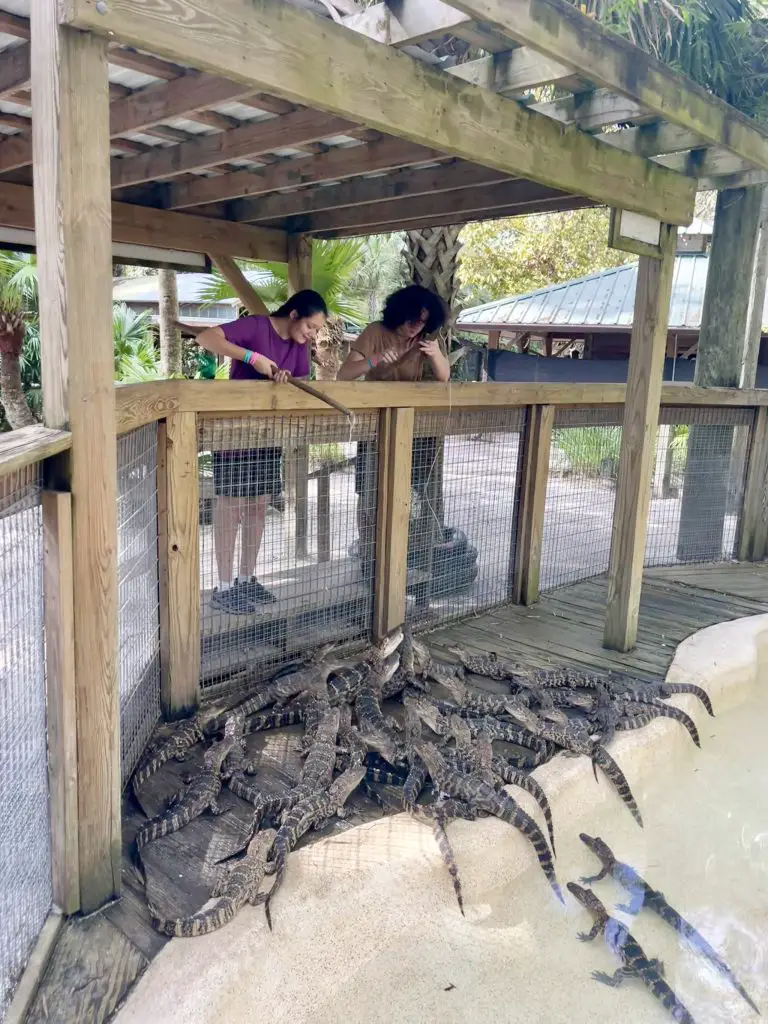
[511,405,554,605]
[738,406,768,562]
[604,226,676,653]
[158,414,201,718]
[42,491,79,916]
[374,408,414,638]
[317,465,332,563]
[31,3,120,911]
[287,234,312,558]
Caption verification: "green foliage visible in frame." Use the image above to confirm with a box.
[574,0,768,120]
[112,304,159,381]
[309,442,346,470]
[458,209,629,304]
[553,426,623,476]
[347,234,408,321]
[199,239,367,326]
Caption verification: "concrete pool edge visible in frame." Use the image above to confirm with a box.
[115,612,768,1024]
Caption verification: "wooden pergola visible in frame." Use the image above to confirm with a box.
[4,0,768,934]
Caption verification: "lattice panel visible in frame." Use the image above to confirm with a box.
[117,425,161,783]
[0,467,52,1017]
[198,412,379,693]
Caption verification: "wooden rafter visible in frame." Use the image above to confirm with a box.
[61,0,696,223]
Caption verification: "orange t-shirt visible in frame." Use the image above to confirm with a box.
[352,323,427,382]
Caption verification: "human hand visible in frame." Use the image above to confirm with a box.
[273,368,292,384]
[419,338,441,360]
[376,348,400,366]
[249,353,279,378]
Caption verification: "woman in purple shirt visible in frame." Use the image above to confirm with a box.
[196,290,327,613]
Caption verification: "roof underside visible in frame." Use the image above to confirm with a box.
[2,0,767,254]
[457,253,768,333]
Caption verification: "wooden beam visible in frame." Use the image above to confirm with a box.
[287,233,313,295]
[604,225,676,652]
[287,178,578,234]
[0,42,30,98]
[62,0,696,224]
[604,122,706,160]
[287,235,312,558]
[0,181,288,260]
[32,3,120,910]
[157,414,200,718]
[42,490,80,915]
[111,109,356,188]
[449,0,768,172]
[531,89,653,132]
[210,254,269,315]
[374,407,414,637]
[234,161,509,223]
[168,137,443,209]
[511,404,554,605]
[0,424,71,478]
[738,406,768,562]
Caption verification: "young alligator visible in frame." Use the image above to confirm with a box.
[613,698,701,748]
[416,741,562,902]
[150,829,276,937]
[136,729,236,858]
[447,646,523,681]
[579,834,759,1014]
[567,882,695,1024]
[131,711,209,796]
[607,677,714,718]
[327,630,403,705]
[264,765,366,930]
[354,650,403,765]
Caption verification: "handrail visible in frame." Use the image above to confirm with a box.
[114,379,768,435]
[0,424,72,480]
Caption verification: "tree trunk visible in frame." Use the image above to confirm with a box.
[314,314,347,381]
[405,225,462,353]
[158,268,182,377]
[0,318,34,429]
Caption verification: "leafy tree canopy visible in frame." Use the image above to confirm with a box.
[458,208,629,305]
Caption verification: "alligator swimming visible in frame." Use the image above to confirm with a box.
[568,882,696,1024]
[579,834,759,1014]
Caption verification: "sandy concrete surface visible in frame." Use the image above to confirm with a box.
[116,615,768,1024]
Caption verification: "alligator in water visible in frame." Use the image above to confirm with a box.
[579,833,759,1015]
[568,882,696,1024]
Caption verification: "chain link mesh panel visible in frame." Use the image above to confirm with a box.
[404,407,525,627]
[0,467,52,1017]
[644,407,753,567]
[540,407,624,591]
[117,425,161,784]
[198,412,378,693]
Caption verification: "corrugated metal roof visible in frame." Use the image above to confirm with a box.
[457,253,768,332]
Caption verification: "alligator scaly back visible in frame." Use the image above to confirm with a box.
[492,757,556,857]
[132,714,206,795]
[150,829,276,937]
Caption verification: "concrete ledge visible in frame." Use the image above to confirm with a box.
[115,613,768,1024]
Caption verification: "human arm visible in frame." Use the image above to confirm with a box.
[337,325,401,380]
[196,322,281,379]
[419,337,450,383]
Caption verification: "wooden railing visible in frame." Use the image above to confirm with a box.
[1,379,767,928]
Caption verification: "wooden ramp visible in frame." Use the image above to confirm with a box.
[25,563,768,1024]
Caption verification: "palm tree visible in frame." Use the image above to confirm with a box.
[113,304,159,382]
[199,238,366,379]
[0,252,38,429]
[158,268,182,376]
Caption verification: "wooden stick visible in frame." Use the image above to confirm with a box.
[287,376,357,426]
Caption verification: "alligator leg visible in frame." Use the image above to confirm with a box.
[579,866,610,885]
[592,967,634,987]
[577,921,602,942]
[615,890,646,915]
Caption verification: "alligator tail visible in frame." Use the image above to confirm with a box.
[432,816,465,916]
[505,771,556,858]
[661,682,714,717]
[592,746,643,828]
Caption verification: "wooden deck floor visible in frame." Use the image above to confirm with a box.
[25,563,768,1024]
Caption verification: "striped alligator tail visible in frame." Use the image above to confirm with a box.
[592,745,643,828]
[493,759,556,858]
[660,682,714,717]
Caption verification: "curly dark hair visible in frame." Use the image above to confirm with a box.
[381,285,447,335]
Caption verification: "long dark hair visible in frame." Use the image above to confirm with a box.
[272,289,328,319]
[381,285,446,335]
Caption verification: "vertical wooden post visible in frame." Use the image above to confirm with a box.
[604,226,676,653]
[32,4,120,911]
[42,490,79,915]
[738,406,768,562]
[158,414,201,718]
[511,405,554,605]
[317,466,332,563]
[374,408,414,638]
[287,234,312,558]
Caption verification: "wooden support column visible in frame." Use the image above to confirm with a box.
[738,406,768,562]
[32,3,120,911]
[158,414,201,717]
[42,491,79,915]
[287,234,312,558]
[209,253,269,316]
[511,405,554,605]
[604,225,676,653]
[375,408,414,638]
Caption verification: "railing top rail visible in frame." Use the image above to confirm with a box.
[0,424,71,480]
[115,380,768,434]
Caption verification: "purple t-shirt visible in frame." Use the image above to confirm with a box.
[222,315,310,380]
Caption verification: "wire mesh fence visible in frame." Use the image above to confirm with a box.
[644,406,753,567]
[404,407,525,627]
[198,412,379,693]
[117,425,161,784]
[540,407,624,591]
[0,467,52,1018]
